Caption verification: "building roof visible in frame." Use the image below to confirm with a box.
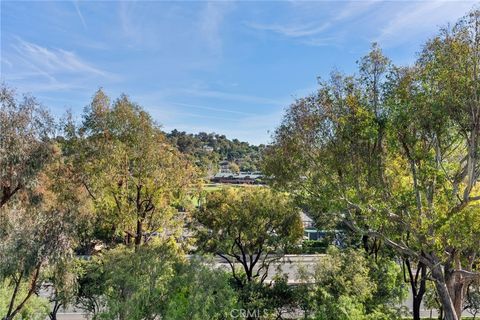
[213,172,263,179]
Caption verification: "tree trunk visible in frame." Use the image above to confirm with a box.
[406,258,427,320]
[413,294,423,320]
[432,265,459,320]
[49,300,61,320]
[452,280,465,319]
[445,252,473,319]
[135,218,142,249]
[435,281,457,320]
[4,263,42,320]
[6,275,22,319]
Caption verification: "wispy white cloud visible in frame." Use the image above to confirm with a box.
[138,86,287,107]
[173,102,256,116]
[13,38,109,77]
[73,0,87,30]
[334,0,378,21]
[130,87,286,144]
[149,107,240,123]
[300,36,339,47]
[247,21,331,38]
[376,1,475,46]
[198,2,234,53]
[1,58,13,68]
[117,1,233,58]
[245,0,377,42]
[4,37,115,92]
[118,1,142,45]
[178,88,287,106]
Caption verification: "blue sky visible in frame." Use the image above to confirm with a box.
[1,1,477,144]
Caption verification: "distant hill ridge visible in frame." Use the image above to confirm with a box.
[166,130,264,173]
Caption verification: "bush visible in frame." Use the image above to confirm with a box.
[0,280,49,320]
[294,247,407,320]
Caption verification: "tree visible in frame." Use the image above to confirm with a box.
[294,247,406,320]
[43,258,81,320]
[194,187,303,287]
[466,282,480,319]
[64,90,197,249]
[0,148,90,320]
[75,248,238,320]
[0,280,49,320]
[264,275,299,319]
[163,256,238,320]
[229,162,240,174]
[0,84,53,208]
[402,256,428,320]
[424,281,443,319]
[93,241,181,320]
[74,257,106,317]
[166,130,262,173]
[264,10,480,320]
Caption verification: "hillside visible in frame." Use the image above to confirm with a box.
[166,129,264,174]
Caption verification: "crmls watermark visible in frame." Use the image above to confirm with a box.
[230,309,268,318]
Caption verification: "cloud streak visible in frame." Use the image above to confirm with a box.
[245,1,377,41]
[179,88,286,106]
[198,2,234,53]
[150,108,240,122]
[4,37,115,92]
[173,102,256,116]
[375,1,475,46]
[247,21,330,37]
[73,0,87,30]
[13,38,109,77]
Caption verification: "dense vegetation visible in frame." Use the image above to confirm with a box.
[264,9,480,320]
[1,8,480,320]
[167,130,263,174]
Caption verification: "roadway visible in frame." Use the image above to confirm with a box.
[51,254,473,319]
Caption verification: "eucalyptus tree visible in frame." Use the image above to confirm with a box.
[0,149,90,320]
[44,258,82,320]
[466,282,480,319]
[0,85,88,320]
[0,84,53,208]
[264,10,480,320]
[94,242,180,320]
[0,282,49,320]
[194,187,303,286]
[65,90,197,248]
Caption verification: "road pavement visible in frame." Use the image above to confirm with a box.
[50,254,474,319]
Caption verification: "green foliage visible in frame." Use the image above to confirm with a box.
[294,247,407,320]
[75,257,107,315]
[75,247,238,320]
[466,282,480,318]
[0,280,49,320]
[265,275,299,319]
[164,257,238,320]
[423,281,441,313]
[0,84,54,208]
[366,258,408,318]
[62,91,198,247]
[300,240,329,254]
[167,130,263,173]
[94,241,181,320]
[194,187,303,284]
[43,257,83,318]
[0,149,90,320]
[229,161,240,174]
[264,9,480,318]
